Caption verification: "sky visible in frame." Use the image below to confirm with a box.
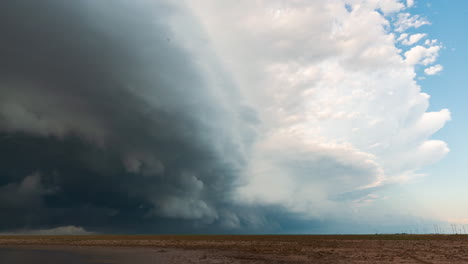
[0,0,466,235]
[393,0,468,228]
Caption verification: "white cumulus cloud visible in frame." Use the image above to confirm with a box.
[424,64,444,75]
[406,0,415,8]
[394,13,430,32]
[398,33,427,45]
[186,0,449,219]
[405,45,441,65]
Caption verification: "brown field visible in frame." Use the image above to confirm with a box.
[1,234,468,263]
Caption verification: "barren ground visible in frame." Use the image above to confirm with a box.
[1,235,468,263]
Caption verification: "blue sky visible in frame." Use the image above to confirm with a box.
[396,1,468,225]
[351,1,468,232]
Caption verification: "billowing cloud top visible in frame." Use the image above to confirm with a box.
[0,0,449,234]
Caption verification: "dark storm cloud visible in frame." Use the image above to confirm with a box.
[0,0,259,233]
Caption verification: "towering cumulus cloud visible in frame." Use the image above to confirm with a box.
[0,0,449,233]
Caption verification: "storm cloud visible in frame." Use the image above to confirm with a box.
[0,0,257,233]
[0,0,449,234]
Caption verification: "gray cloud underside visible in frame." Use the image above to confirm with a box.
[0,0,264,233]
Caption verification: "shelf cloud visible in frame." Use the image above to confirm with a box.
[0,0,449,233]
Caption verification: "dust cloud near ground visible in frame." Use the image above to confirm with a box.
[1,235,468,263]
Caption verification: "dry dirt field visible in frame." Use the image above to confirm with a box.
[1,234,468,263]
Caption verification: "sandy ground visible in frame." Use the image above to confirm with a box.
[0,246,238,264]
[1,235,468,263]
